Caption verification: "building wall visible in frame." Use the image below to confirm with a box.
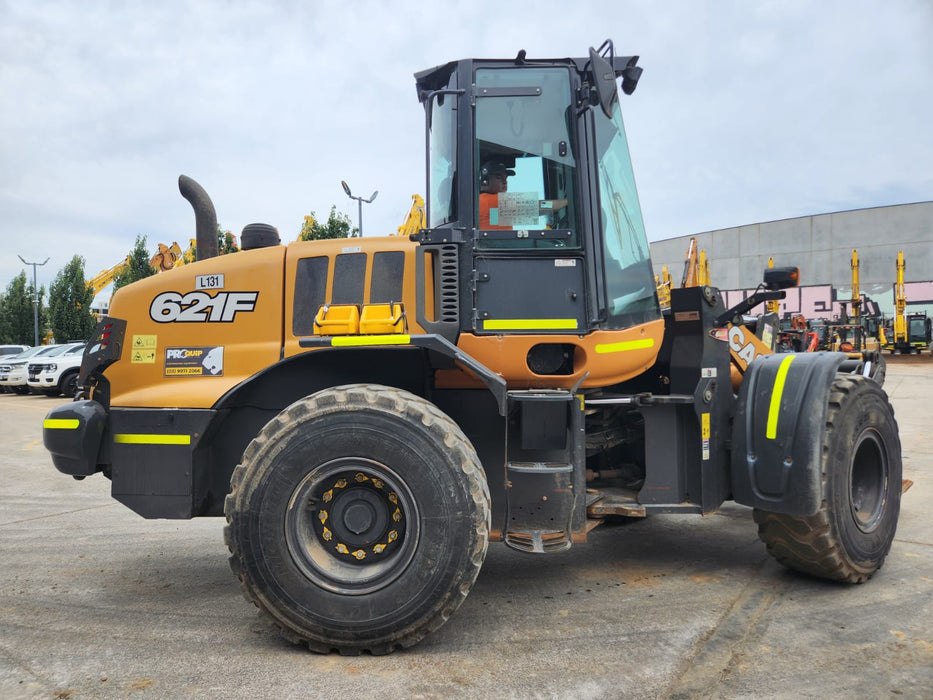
[648,201,933,314]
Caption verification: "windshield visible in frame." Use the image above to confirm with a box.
[43,344,81,358]
[10,346,46,361]
[593,95,660,328]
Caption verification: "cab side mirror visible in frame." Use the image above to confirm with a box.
[589,45,619,119]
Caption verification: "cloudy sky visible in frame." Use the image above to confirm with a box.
[1,0,931,301]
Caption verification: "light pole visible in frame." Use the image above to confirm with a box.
[17,255,49,347]
[341,181,378,237]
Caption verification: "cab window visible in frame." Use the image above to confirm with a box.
[474,67,578,249]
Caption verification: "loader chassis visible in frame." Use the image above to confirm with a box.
[43,42,901,654]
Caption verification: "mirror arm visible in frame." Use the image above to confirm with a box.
[716,290,786,327]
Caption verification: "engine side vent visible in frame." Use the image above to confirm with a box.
[416,243,460,344]
[437,244,460,324]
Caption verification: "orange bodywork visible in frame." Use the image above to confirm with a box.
[106,246,285,408]
[447,321,664,390]
[106,235,664,408]
[727,323,776,391]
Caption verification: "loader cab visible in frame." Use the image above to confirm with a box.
[416,44,661,356]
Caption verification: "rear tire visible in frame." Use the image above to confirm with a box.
[224,384,490,654]
[754,374,901,583]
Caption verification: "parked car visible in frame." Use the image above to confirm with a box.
[25,343,86,396]
[0,346,62,394]
[0,344,30,357]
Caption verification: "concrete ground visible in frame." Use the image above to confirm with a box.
[1,359,931,699]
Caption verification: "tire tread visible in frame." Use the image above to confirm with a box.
[224,384,490,654]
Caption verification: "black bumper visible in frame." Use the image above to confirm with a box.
[43,400,108,477]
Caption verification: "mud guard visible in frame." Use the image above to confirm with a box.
[731,352,846,516]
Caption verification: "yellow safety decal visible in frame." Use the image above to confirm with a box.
[482,319,578,331]
[130,335,158,364]
[766,355,796,440]
[44,418,79,430]
[131,334,157,349]
[701,413,710,440]
[594,338,656,354]
[113,433,192,445]
[330,335,411,347]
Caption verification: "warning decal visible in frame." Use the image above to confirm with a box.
[130,335,157,364]
[165,346,224,377]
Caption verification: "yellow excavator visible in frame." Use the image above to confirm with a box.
[90,241,188,297]
[86,256,132,297]
[150,242,185,271]
[654,265,672,310]
[830,249,884,354]
[395,194,425,236]
[887,250,931,353]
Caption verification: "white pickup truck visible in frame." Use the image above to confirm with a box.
[25,342,86,396]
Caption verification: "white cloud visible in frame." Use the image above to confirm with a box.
[1,0,930,294]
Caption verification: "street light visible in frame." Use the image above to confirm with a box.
[340,180,378,237]
[17,254,49,347]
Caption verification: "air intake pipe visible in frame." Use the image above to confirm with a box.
[178,175,219,261]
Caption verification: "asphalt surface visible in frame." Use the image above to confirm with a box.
[1,358,931,699]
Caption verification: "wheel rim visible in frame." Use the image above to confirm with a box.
[284,457,419,595]
[849,428,888,533]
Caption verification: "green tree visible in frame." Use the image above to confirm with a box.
[48,256,96,342]
[0,272,47,345]
[184,225,239,261]
[298,206,357,241]
[219,227,239,255]
[113,235,157,292]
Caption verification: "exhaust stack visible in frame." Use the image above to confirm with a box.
[178,175,219,261]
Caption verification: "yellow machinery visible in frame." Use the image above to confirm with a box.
[90,241,187,296]
[680,238,709,289]
[892,250,908,349]
[396,194,425,236]
[830,249,883,354]
[655,265,672,309]
[44,41,903,655]
[887,250,931,353]
[150,242,184,271]
[86,256,131,296]
[680,237,698,288]
[851,249,860,321]
[681,243,784,385]
[766,258,780,315]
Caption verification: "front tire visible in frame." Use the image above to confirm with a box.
[754,374,901,583]
[59,370,79,398]
[224,384,490,654]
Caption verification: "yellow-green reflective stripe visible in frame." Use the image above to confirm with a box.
[330,334,411,347]
[482,319,578,331]
[114,433,191,445]
[594,338,656,354]
[44,418,79,430]
[766,355,796,440]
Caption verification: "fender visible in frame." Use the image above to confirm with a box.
[731,351,846,515]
